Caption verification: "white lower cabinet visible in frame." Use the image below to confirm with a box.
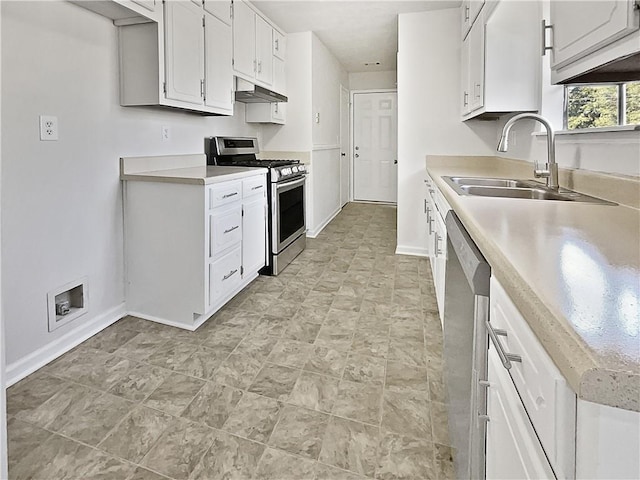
[242,195,267,275]
[124,172,266,329]
[488,276,575,479]
[209,246,242,306]
[426,175,450,326]
[486,343,557,480]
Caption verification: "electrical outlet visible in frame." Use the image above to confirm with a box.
[161,126,170,141]
[39,115,58,141]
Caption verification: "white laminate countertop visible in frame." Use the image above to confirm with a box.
[119,154,267,185]
[426,155,640,412]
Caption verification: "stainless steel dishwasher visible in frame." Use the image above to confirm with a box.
[443,210,491,480]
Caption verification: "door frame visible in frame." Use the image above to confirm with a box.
[339,85,350,207]
[350,89,398,204]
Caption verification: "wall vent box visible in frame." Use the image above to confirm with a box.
[47,278,88,332]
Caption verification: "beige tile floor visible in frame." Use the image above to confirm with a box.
[6,203,454,480]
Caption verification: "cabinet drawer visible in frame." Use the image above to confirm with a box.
[210,246,242,305]
[243,175,266,199]
[489,277,576,479]
[210,205,242,256]
[209,180,242,208]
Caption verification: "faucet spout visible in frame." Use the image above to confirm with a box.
[496,113,558,190]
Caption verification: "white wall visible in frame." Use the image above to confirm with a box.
[495,0,640,178]
[312,34,349,147]
[309,35,348,236]
[349,70,397,90]
[0,2,7,476]
[261,32,313,152]
[397,9,496,255]
[1,1,260,378]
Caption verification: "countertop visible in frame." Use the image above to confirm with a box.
[119,154,267,185]
[426,156,640,412]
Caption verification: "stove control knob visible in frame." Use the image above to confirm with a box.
[283,168,291,175]
[292,166,298,173]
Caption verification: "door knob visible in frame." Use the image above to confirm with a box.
[394,159,398,164]
[341,153,346,157]
[355,146,359,150]
[355,153,360,158]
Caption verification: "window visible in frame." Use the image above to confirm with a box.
[564,82,640,130]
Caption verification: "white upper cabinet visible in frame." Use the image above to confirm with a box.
[232,0,286,92]
[232,0,256,79]
[460,1,540,120]
[551,0,638,69]
[461,0,485,39]
[70,0,162,24]
[204,11,233,113]
[273,29,285,60]
[255,14,273,85]
[549,0,640,83]
[203,0,232,24]
[118,0,234,115]
[164,1,205,105]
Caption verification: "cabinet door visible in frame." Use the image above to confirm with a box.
[130,0,157,12]
[433,209,447,320]
[272,102,286,123]
[242,196,267,275]
[204,12,233,113]
[468,16,485,113]
[273,29,285,60]
[486,346,556,480]
[255,15,273,85]
[232,0,256,79]
[203,0,231,25]
[273,55,285,95]
[551,0,639,69]
[164,0,204,105]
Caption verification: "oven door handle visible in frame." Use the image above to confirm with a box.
[275,176,306,190]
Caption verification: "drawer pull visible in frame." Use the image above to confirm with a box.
[222,192,238,199]
[486,320,522,370]
[223,268,238,281]
[251,185,263,190]
[223,225,239,234]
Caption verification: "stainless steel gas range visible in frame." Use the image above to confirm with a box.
[205,136,306,275]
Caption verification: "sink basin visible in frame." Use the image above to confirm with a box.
[443,176,616,205]
[459,185,570,201]
[447,177,538,188]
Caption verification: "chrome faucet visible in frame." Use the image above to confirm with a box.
[497,113,559,190]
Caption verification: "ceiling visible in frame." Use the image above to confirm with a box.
[253,1,461,73]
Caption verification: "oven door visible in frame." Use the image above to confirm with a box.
[271,176,306,254]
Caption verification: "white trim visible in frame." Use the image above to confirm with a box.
[351,88,398,95]
[306,206,341,238]
[5,303,126,387]
[312,144,340,151]
[533,124,640,136]
[395,245,430,257]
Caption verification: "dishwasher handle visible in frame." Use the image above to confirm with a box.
[486,320,522,370]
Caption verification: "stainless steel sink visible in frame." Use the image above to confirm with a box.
[447,177,538,188]
[443,176,616,205]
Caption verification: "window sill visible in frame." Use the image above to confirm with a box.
[533,125,640,136]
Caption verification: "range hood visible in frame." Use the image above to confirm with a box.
[235,78,287,103]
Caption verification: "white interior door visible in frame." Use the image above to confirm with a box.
[340,86,350,207]
[353,92,398,203]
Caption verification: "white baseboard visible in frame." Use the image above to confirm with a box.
[395,245,430,257]
[307,207,341,238]
[6,303,126,387]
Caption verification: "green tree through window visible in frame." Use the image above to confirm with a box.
[565,82,640,130]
